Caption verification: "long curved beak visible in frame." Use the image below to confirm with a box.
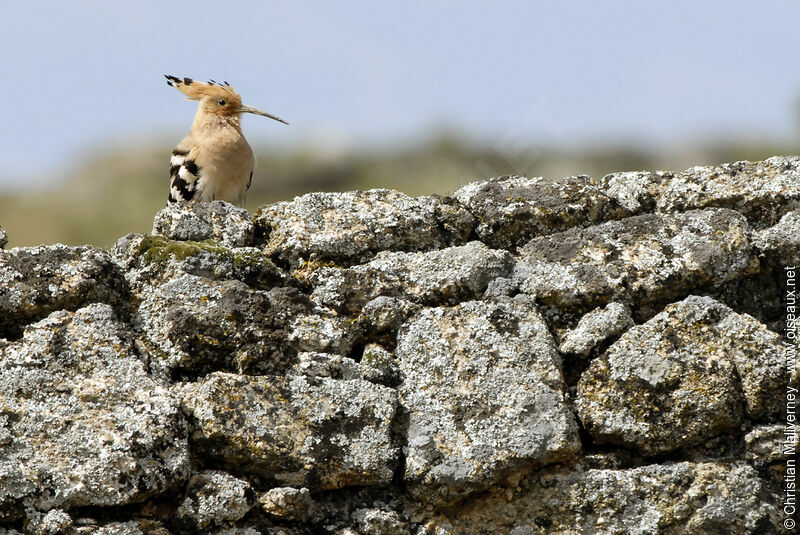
[239,105,289,125]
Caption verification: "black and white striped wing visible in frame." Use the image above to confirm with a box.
[168,147,201,203]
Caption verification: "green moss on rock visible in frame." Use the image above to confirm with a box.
[136,235,277,271]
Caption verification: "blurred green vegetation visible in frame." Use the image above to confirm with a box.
[0,133,795,248]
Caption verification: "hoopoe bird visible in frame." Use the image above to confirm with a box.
[164,75,288,207]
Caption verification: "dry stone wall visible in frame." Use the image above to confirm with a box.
[0,157,798,534]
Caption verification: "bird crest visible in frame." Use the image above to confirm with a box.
[164,74,288,123]
[164,75,240,102]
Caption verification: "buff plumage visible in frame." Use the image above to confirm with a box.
[164,75,287,208]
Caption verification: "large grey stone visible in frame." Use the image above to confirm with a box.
[422,461,777,534]
[208,528,266,535]
[577,296,789,455]
[513,208,757,310]
[23,508,72,535]
[351,508,409,535]
[289,349,398,387]
[289,352,363,380]
[65,520,170,534]
[134,274,309,378]
[745,424,795,469]
[602,156,800,226]
[453,174,630,249]
[0,304,190,517]
[599,170,658,213]
[358,296,420,335]
[711,301,795,420]
[287,309,359,356]
[0,245,127,338]
[112,233,287,297]
[176,470,255,530]
[259,487,314,522]
[753,209,800,267]
[397,298,580,504]
[152,200,255,248]
[255,189,472,267]
[309,241,513,314]
[182,371,398,490]
[558,302,634,357]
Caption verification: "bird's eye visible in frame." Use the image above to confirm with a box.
[218,99,226,106]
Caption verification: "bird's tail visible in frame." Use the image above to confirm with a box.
[164,75,237,100]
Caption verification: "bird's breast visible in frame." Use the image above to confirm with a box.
[195,133,255,206]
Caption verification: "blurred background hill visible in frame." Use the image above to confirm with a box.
[1,2,799,248]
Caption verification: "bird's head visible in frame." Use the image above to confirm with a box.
[164,75,288,124]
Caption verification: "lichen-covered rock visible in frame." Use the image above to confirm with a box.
[208,528,267,535]
[259,487,314,522]
[0,245,127,338]
[558,302,634,357]
[289,349,397,388]
[152,200,255,248]
[577,296,789,455]
[289,352,362,379]
[255,189,471,267]
[359,344,399,385]
[135,274,309,378]
[309,241,513,314]
[0,225,7,250]
[426,461,777,534]
[453,174,631,249]
[397,298,580,504]
[351,508,408,535]
[745,424,794,469]
[429,194,476,244]
[358,296,419,334]
[602,156,800,226]
[24,509,72,535]
[67,520,170,534]
[0,158,794,531]
[513,208,757,310]
[753,209,800,267]
[288,310,358,356]
[112,233,287,297]
[176,470,255,530]
[0,304,190,516]
[183,372,398,489]
[599,170,657,213]
[482,276,518,298]
[711,303,795,420]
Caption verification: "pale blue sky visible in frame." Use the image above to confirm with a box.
[1,1,798,189]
